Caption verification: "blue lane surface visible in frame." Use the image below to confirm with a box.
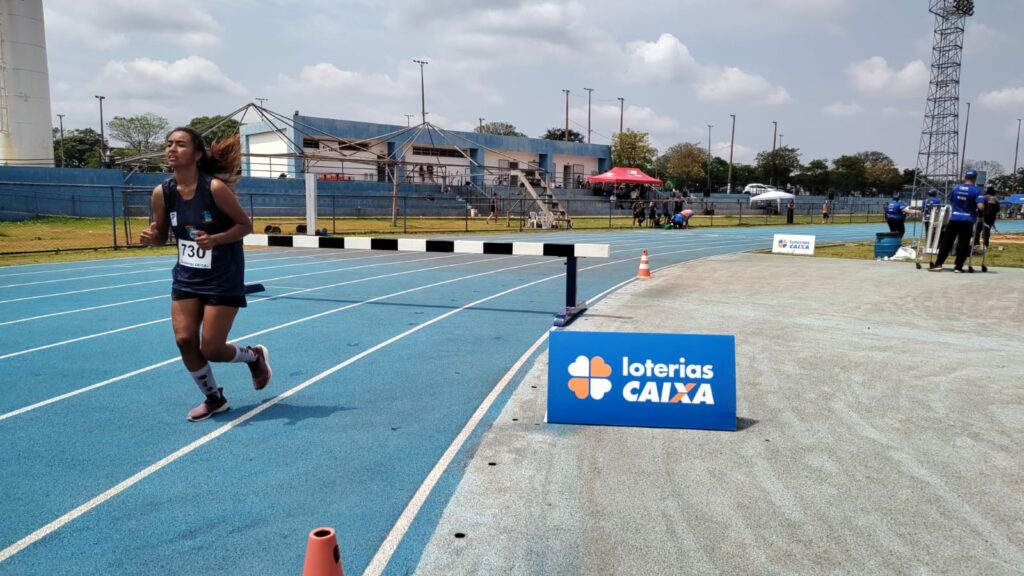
[1,222,1021,575]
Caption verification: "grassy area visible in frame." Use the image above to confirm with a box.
[814,235,1024,268]
[1,212,886,267]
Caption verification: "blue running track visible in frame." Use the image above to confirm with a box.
[1,222,1020,575]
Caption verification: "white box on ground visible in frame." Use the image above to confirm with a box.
[772,234,816,255]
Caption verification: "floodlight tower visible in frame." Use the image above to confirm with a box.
[913,0,974,198]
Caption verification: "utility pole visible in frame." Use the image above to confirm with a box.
[770,120,778,185]
[728,114,736,194]
[404,114,414,127]
[1014,118,1022,187]
[583,87,594,143]
[617,97,624,134]
[707,124,713,195]
[95,95,106,168]
[413,59,428,125]
[959,101,971,176]
[562,89,570,141]
[254,97,268,108]
[478,117,485,131]
[56,114,66,168]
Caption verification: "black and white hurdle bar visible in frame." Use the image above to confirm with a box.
[243,234,611,326]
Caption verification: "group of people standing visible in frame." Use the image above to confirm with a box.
[881,168,1002,273]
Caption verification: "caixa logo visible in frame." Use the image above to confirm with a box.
[567,355,715,405]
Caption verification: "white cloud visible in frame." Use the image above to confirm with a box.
[625,33,790,106]
[625,33,699,83]
[766,0,848,15]
[97,56,246,99]
[44,0,220,50]
[978,87,1024,108]
[847,57,928,98]
[822,101,862,116]
[697,67,791,105]
[277,64,406,98]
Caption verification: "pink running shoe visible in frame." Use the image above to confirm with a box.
[187,388,228,422]
[246,345,272,390]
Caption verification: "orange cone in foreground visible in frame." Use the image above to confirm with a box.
[637,249,653,279]
[303,527,344,576]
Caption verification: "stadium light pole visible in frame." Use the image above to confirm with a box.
[707,124,713,195]
[254,97,268,108]
[1013,118,1021,184]
[95,95,106,168]
[583,87,594,143]
[727,114,736,194]
[959,101,971,176]
[617,97,624,134]
[562,89,570,141]
[478,117,484,131]
[413,59,428,125]
[770,120,778,185]
[56,114,66,168]
[404,114,414,127]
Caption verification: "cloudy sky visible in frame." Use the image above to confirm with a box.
[43,0,1024,170]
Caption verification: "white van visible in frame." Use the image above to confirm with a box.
[743,183,778,196]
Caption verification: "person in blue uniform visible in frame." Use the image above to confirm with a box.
[928,169,985,273]
[139,128,272,421]
[922,188,943,238]
[884,191,912,238]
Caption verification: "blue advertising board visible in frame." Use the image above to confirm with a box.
[547,330,736,431]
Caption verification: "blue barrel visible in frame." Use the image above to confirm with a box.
[875,232,901,258]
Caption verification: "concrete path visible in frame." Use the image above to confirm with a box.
[415,254,1024,575]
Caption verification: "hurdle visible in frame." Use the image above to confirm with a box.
[243,234,611,326]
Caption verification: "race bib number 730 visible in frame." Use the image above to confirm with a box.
[177,239,212,269]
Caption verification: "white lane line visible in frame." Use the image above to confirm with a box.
[0,253,464,360]
[363,269,649,576]
[0,237,760,416]
[0,295,168,328]
[0,258,566,564]
[0,255,547,420]
[0,252,406,306]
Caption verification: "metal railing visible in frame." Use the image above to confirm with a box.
[2,181,894,255]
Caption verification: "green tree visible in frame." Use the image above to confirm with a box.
[474,121,525,137]
[187,115,242,144]
[755,146,801,186]
[53,128,105,168]
[611,130,657,172]
[854,151,902,195]
[990,167,1023,193]
[830,154,867,193]
[795,158,830,193]
[107,113,169,155]
[541,127,584,142]
[658,143,705,188]
[729,163,759,191]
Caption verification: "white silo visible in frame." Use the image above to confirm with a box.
[0,0,54,166]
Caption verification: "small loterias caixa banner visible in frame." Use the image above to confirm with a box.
[547,330,736,431]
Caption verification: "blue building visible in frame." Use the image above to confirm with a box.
[240,114,612,190]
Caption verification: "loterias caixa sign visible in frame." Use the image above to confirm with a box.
[548,330,737,431]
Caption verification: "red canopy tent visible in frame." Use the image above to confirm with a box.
[588,166,663,185]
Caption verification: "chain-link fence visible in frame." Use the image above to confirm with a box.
[2,180,892,255]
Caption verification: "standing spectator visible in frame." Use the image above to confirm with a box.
[821,200,830,223]
[929,169,984,272]
[786,199,795,224]
[486,193,499,224]
[632,200,645,227]
[648,201,658,227]
[974,186,1000,249]
[673,193,683,215]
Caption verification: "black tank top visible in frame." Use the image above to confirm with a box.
[162,174,245,296]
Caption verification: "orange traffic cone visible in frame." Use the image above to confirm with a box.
[637,249,653,279]
[302,527,344,576]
